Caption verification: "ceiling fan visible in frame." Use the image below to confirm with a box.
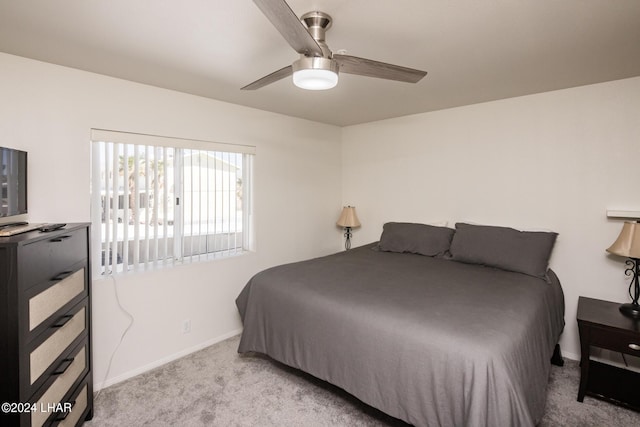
[242,0,427,91]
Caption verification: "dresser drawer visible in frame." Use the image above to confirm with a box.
[26,268,87,336]
[18,229,88,290]
[29,300,87,386]
[51,381,89,427]
[588,324,640,357]
[30,343,88,427]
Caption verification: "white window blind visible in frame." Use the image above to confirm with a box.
[90,130,254,276]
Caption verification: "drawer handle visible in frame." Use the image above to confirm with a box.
[52,357,75,375]
[629,343,640,351]
[50,235,72,242]
[53,400,76,421]
[52,314,73,328]
[51,271,73,281]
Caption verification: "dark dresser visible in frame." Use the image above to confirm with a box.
[0,223,93,426]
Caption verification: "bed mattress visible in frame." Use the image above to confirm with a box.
[236,243,565,427]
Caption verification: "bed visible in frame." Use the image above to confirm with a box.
[236,222,565,427]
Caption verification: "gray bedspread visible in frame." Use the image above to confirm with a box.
[236,243,565,427]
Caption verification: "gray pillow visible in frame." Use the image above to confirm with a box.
[449,222,557,279]
[378,222,455,257]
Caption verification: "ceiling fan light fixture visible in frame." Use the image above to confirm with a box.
[242,2,427,91]
[292,56,339,90]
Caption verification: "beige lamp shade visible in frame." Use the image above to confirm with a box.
[606,221,640,258]
[336,206,361,228]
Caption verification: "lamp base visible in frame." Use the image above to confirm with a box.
[619,303,640,318]
[343,227,352,251]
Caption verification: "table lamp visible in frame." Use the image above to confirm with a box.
[336,206,361,250]
[606,221,640,318]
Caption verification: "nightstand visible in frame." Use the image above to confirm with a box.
[577,296,640,411]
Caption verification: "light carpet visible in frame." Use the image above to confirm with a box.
[86,335,640,426]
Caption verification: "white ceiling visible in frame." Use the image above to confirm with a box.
[1,0,639,126]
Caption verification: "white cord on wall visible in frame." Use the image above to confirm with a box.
[94,274,134,401]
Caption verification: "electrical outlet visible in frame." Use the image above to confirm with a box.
[182,319,191,334]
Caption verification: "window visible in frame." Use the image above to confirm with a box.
[90,130,254,275]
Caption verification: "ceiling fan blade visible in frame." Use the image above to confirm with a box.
[241,65,293,90]
[253,0,323,57]
[333,54,427,83]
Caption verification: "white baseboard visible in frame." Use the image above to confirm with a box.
[562,350,579,361]
[93,328,243,391]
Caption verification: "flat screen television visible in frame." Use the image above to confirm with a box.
[0,146,27,218]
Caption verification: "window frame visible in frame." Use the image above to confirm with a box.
[90,129,255,277]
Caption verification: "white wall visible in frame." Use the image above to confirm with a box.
[342,77,640,361]
[0,53,343,388]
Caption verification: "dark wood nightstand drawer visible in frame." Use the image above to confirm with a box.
[589,325,640,356]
